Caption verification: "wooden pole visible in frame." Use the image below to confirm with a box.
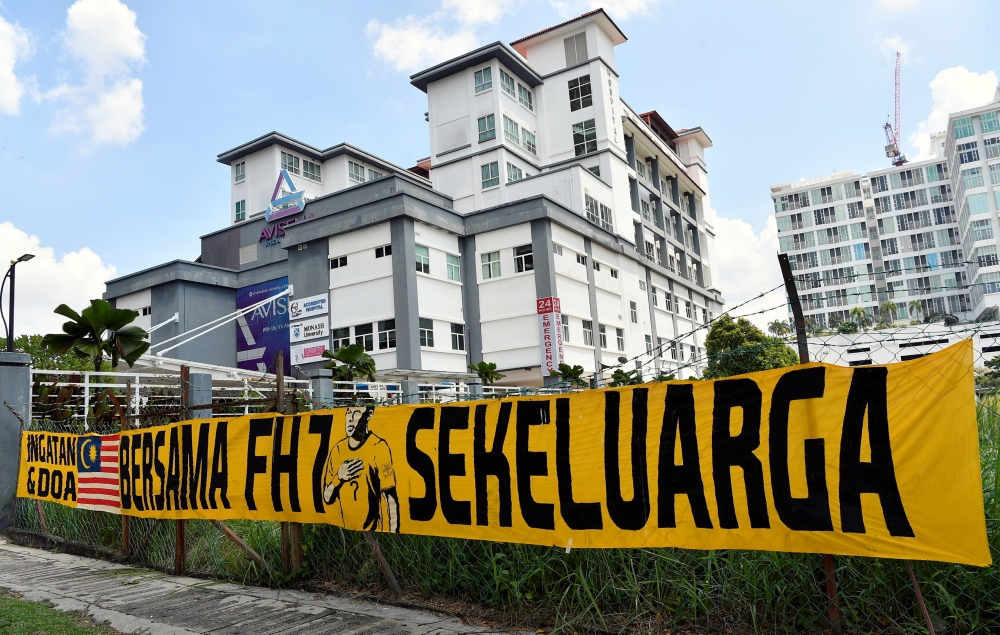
[274,351,294,577]
[778,253,841,634]
[121,382,130,559]
[212,520,272,577]
[364,531,403,597]
[174,366,189,576]
[906,560,936,635]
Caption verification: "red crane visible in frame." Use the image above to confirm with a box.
[884,51,908,166]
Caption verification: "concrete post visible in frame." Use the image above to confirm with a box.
[0,352,31,533]
[468,377,483,397]
[401,380,420,405]
[305,368,334,408]
[187,372,212,419]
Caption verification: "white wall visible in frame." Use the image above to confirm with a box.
[116,289,151,331]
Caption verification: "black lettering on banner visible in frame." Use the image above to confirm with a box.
[406,408,437,521]
[271,417,301,513]
[165,427,180,510]
[37,468,50,498]
[210,421,230,509]
[180,425,193,510]
[839,367,914,536]
[68,438,77,467]
[474,402,512,527]
[26,467,35,495]
[712,378,770,529]
[131,434,144,512]
[439,407,472,525]
[245,418,273,511]
[119,436,131,510]
[604,390,651,530]
[191,424,210,510]
[51,470,63,500]
[555,397,602,530]
[64,472,76,502]
[769,368,833,531]
[516,401,554,530]
[142,431,154,511]
[658,384,712,528]
[153,430,166,511]
[308,414,333,513]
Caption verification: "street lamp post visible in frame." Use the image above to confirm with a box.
[2,254,35,352]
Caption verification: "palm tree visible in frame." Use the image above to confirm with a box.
[608,369,642,387]
[549,363,586,387]
[908,300,923,320]
[321,344,376,381]
[879,301,897,325]
[803,317,819,335]
[828,314,843,329]
[468,361,505,385]
[41,300,149,373]
[849,306,872,331]
[767,320,790,337]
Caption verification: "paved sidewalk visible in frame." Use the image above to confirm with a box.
[0,539,489,635]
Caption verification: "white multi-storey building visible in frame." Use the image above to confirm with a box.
[105,10,723,384]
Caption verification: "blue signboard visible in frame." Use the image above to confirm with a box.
[236,277,290,375]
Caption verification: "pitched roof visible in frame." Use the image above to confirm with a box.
[509,8,627,52]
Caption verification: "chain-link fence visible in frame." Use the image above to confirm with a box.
[7,293,1000,635]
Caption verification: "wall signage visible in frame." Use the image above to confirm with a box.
[236,277,290,375]
[290,316,329,343]
[259,213,315,246]
[266,170,305,222]
[289,293,329,320]
[536,296,564,375]
[291,341,328,365]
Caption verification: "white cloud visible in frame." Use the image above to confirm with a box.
[45,0,146,147]
[909,66,998,159]
[552,0,659,21]
[707,209,787,332]
[0,14,33,115]
[0,222,116,337]
[878,34,910,63]
[368,0,519,73]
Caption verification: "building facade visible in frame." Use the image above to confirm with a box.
[105,10,723,384]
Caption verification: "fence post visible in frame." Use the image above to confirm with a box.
[468,377,483,399]
[273,351,302,577]
[778,253,842,634]
[174,365,189,576]
[401,379,419,404]
[188,373,212,419]
[305,368,334,408]
[0,351,30,534]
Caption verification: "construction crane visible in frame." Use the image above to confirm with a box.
[884,51,908,166]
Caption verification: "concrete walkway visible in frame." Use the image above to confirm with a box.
[0,539,490,635]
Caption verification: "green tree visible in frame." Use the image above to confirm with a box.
[41,300,149,373]
[608,368,642,386]
[828,314,843,329]
[767,319,790,337]
[702,314,799,379]
[849,306,872,331]
[0,334,111,372]
[908,299,923,320]
[321,344,376,381]
[837,321,859,334]
[879,301,897,324]
[549,363,586,387]
[468,361,505,386]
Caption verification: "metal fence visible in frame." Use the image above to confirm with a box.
[8,318,1000,635]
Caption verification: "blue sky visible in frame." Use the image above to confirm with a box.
[1,0,997,333]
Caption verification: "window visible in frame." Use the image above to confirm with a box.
[651,287,658,306]
[561,315,570,342]
[303,160,321,182]
[685,300,692,318]
[563,33,588,66]
[419,318,434,347]
[332,327,350,351]
[576,253,587,266]
[280,151,300,175]
[640,199,651,221]
[507,162,523,183]
[645,334,653,355]
[636,161,646,179]
[503,116,520,144]
[235,199,246,222]
[451,323,465,351]
[587,165,601,177]
[702,308,709,323]
[522,130,537,154]
[568,74,593,111]
[870,175,889,193]
[378,320,396,350]
[990,163,1000,185]
[958,142,979,164]
[962,167,985,189]
[592,261,600,271]
[234,162,245,182]
[514,244,534,272]
[582,320,594,346]
[639,281,647,291]
[953,116,975,139]
[630,301,638,323]
[499,68,515,98]
[982,111,1000,134]
[415,244,430,274]
[474,67,492,93]
[447,254,461,281]
[985,137,1000,159]
[375,244,392,258]
[610,268,618,278]
[967,193,990,215]
[348,161,365,182]
[355,323,373,351]
[518,84,533,110]
[616,327,625,351]
[481,161,500,188]
[481,251,501,278]
[368,169,383,181]
[330,256,347,269]
[572,119,597,156]
[972,219,994,241]
[478,114,496,142]
[599,324,608,349]
[553,243,563,256]
[584,193,614,231]
[976,245,998,268]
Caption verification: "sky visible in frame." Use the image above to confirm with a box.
[0,0,997,335]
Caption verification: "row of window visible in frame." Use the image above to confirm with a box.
[473,66,534,112]
[279,151,322,183]
[332,320,465,352]
[348,161,383,184]
[330,245,462,281]
[961,164,1000,189]
[956,138,1000,164]
[480,160,532,189]
[954,112,1000,140]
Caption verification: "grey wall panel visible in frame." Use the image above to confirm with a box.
[200,226,241,269]
[151,281,236,366]
[459,235,481,365]
[390,217,420,370]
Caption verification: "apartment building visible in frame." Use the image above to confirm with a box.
[105,10,723,384]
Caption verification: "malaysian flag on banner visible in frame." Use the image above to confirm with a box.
[76,435,121,514]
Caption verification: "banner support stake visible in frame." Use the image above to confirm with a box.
[906,560,936,635]
[364,530,403,597]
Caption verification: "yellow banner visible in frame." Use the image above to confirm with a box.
[18,341,989,565]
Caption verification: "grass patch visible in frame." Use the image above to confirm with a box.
[0,588,120,634]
